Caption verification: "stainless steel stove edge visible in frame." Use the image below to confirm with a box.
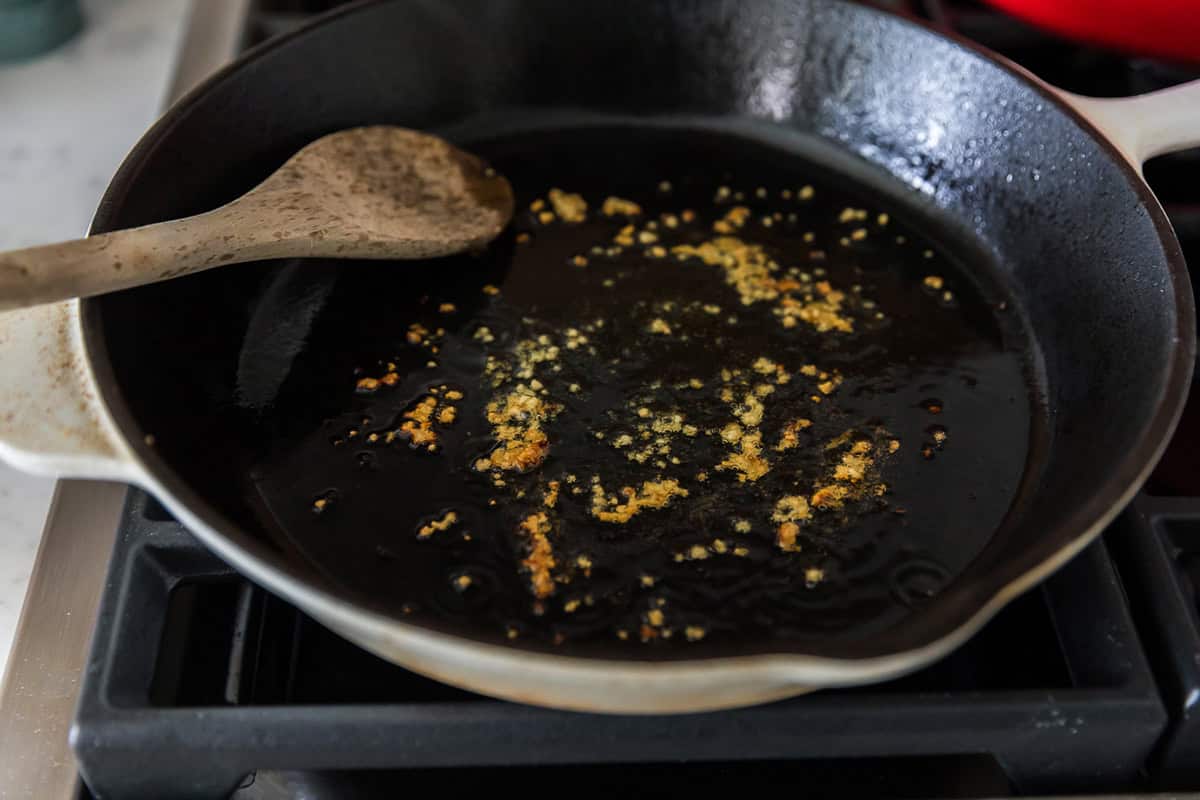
[0,2,249,797]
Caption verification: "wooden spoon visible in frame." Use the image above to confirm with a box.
[0,126,514,311]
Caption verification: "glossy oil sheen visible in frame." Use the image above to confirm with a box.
[243,125,1041,658]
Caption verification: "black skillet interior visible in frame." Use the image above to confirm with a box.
[86,0,1188,661]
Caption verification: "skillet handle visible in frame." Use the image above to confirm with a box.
[1056,79,1200,167]
[0,301,140,481]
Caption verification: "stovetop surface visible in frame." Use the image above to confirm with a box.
[74,1,1200,798]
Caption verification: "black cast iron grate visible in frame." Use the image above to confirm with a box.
[72,491,1171,799]
[1108,498,1200,788]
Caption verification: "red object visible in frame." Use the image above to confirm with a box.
[980,0,1200,64]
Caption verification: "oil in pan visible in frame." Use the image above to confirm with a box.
[249,125,1040,661]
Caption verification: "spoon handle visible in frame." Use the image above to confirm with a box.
[0,204,289,311]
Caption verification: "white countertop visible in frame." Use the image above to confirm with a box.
[0,0,192,685]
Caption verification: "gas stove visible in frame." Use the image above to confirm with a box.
[3,1,1199,798]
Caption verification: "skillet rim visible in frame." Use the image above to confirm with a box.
[78,0,1196,691]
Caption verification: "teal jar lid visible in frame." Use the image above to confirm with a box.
[0,0,83,63]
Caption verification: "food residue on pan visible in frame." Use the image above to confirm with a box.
[473,386,559,473]
[602,196,642,217]
[398,396,441,451]
[547,188,588,222]
[590,478,688,523]
[316,172,985,651]
[519,511,557,598]
[417,510,458,540]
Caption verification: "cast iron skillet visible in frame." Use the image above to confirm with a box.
[6,0,1197,712]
